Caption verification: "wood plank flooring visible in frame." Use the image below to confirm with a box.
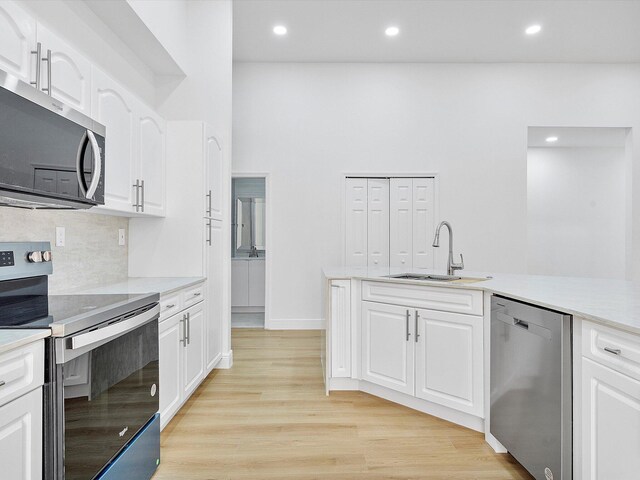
[155,329,532,480]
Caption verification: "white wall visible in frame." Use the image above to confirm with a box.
[527,146,627,279]
[232,62,640,323]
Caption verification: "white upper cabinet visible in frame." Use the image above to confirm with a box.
[367,178,390,267]
[412,178,435,269]
[36,23,92,115]
[91,67,136,213]
[0,1,35,83]
[136,103,166,216]
[205,126,223,220]
[345,178,368,267]
[390,178,413,268]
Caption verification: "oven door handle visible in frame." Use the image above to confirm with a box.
[70,305,159,350]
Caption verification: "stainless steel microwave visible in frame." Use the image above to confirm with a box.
[0,70,105,209]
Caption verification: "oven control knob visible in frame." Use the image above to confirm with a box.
[42,251,53,262]
[27,251,43,263]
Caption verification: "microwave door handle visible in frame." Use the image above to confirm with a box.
[85,130,102,199]
[76,130,89,196]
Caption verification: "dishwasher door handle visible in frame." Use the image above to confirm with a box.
[495,312,552,340]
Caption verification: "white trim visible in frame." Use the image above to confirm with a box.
[266,318,324,330]
[232,306,265,314]
[217,349,233,369]
[328,377,359,391]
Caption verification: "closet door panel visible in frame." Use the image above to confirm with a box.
[367,179,389,268]
[345,178,368,267]
[390,178,413,269]
[413,178,435,269]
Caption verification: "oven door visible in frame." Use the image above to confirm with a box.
[54,305,159,480]
[0,72,105,209]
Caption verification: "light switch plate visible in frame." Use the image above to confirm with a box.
[55,226,65,247]
[118,229,126,246]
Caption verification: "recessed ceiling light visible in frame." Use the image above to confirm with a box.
[525,24,542,35]
[273,25,287,36]
[385,26,400,37]
[545,136,559,143]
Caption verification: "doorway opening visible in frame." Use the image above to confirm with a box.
[231,176,266,328]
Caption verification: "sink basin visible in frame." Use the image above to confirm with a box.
[384,273,491,283]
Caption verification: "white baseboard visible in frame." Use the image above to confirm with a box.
[217,350,233,369]
[265,318,324,330]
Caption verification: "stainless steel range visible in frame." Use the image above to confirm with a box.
[0,242,160,480]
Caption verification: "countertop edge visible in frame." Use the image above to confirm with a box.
[0,330,50,355]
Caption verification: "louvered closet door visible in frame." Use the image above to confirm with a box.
[390,178,413,269]
[367,178,390,267]
[413,178,435,269]
[345,178,368,266]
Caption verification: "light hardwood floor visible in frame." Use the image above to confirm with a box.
[155,329,532,480]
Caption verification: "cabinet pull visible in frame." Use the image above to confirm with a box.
[206,218,212,246]
[193,292,201,297]
[165,304,175,309]
[140,179,145,212]
[30,42,42,89]
[41,48,52,95]
[206,190,212,216]
[180,315,187,346]
[133,179,140,211]
[414,310,420,342]
[603,346,621,355]
[405,310,411,341]
[0,380,5,387]
[186,312,191,345]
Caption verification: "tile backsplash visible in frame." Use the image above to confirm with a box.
[0,208,128,293]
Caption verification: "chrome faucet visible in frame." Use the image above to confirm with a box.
[432,221,464,276]
[249,245,259,258]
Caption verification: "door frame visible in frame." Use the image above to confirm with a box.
[340,172,441,268]
[231,172,271,329]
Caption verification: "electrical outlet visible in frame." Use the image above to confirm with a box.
[118,229,126,246]
[55,226,65,247]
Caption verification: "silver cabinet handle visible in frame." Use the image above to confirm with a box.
[181,314,187,347]
[30,42,42,89]
[41,48,52,95]
[414,310,420,343]
[193,292,201,297]
[165,304,175,309]
[604,346,621,355]
[206,218,212,246]
[206,190,212,216]
[133,180,140,211]
[186,312,191,345]
[140,179,145,212]
[405,310,411,341]
[0,380,5,387]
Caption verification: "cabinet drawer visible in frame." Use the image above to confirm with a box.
[0,341,44,408]
[160,293,182,321]
[582,320,640,382]
[182,285,204,308]
[362,281,483,316]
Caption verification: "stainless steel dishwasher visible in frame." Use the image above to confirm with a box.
[490,296,572,480]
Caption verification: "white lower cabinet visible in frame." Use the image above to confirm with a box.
[231,258,265,309]
[158,294,207,430]
[580,321,640,480]
[0,387,42,480]
[330,280,351,378]
[361,301,414,395]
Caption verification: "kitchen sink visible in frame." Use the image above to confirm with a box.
[384,273,491,283]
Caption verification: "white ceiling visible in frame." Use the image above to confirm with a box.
[528,127,629,148]
[233,0,640,63]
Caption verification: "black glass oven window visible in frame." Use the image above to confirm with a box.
[0,275,48,326]
[0,87,104,203]
[63,319,159,480]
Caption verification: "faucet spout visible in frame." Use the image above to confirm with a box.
[432,221,464,276]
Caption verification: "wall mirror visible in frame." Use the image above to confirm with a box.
[232,177,266,257]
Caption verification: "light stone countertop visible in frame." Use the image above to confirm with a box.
[323,266,640,335]
[73,277,205,297]
[0,330,50,355]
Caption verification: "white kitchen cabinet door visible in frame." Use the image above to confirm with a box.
[231,259,249,307]
[159,313,183,430]
[581,357,640,480]
[367,178,390,267]
[390,178,413,269]
[0,2,35,83]
[92,67,136,213]
[205,219,223,372]
[183,303,205,398]
[136,103,166,216]
[345,178,368,267]
[36,24,91,115]
[330,280,351,378]
[248,260,265,308]
[205,126,223,221]
[0,387,42,480]
[414,308,483,416]
[412,178,435,269]
[361,301,414,395]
